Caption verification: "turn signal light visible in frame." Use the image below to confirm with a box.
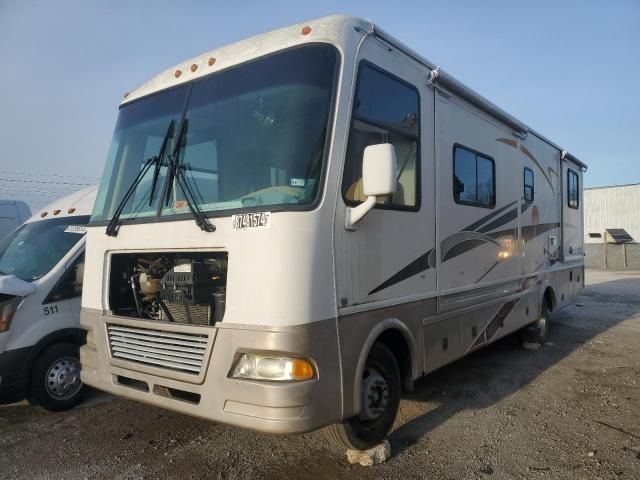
[290,358,314,380]
[0,298,22,333]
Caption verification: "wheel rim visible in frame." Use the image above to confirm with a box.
[45,356,82,401]
[360,366,390,421]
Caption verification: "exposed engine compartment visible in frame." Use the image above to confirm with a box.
[109,252,227,326]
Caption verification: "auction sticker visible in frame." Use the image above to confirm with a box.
[232,212,271,230]
[64,225,87,234]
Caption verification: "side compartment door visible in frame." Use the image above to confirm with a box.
[334,40,436,312]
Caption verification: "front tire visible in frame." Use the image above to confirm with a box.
[520,301,551,346]
[325,343,400,450]
[28,343,84,412]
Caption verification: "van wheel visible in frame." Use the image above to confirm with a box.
[28,343,84,412]
[325,343,400,451]
[520,301,551,346]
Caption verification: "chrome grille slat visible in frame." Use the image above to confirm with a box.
[107,324,208,374]
[108,325,208,343]
[111,344,204,363]
[109,337,205,355]
[108,330,206,348]
[112,352,202,373]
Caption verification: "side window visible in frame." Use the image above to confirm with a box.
[43,253,85,304]
[523,167,534,202]
[453,145,495,208]
[342,63,420,210]
[567,169,579,209]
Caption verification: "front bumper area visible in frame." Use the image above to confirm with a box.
[0,346,32,404]
[80,310,342,434]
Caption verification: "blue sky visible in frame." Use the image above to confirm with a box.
[0,0,638,208]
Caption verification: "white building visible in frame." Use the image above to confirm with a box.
[584,183,640,244]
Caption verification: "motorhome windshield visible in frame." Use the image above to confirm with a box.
[91,44,338,224]
[0,216,90,282]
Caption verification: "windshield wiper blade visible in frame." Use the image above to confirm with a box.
[105,120,175,237]
[164,120,215,233]
[149,121,175,205]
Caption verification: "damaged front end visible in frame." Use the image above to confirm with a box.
[108,252,228,326]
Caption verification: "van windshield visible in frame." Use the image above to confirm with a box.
[0,216,90,282]
[91,44,338,224]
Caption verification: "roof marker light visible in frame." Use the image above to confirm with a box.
[208,57,216,66]
[68,208,76,214]
[41,212,48,218]
[301,26,312,35]
[190,63,198,72]
[175,69,182,78]
[53,209,61,215]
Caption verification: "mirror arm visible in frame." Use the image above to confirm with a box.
[345,196,376,231]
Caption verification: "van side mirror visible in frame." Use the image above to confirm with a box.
[345,143,397,230]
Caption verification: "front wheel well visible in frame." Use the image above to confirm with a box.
[23,329,86,380]
[376,329,413,392]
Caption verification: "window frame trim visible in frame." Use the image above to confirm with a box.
[452,143,496,209]
[523,166,535,203]
[341,59,422,213]
[567,168,580,209]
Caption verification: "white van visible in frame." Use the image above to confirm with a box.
[0,186,96,410]
[80,16,585,450]
[0,200,31,240]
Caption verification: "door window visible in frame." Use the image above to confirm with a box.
[43,253,85,304]
[523,167,534,202]
[567,169,579,209]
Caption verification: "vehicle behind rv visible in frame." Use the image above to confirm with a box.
[80,15,586,450]
[0,187,96,410]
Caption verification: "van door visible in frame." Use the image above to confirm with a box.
[334,39,436,316]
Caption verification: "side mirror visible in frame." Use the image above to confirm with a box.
[345,143,397,230]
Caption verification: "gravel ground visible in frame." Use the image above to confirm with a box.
[1,269,639,479]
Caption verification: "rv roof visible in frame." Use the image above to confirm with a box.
[121,14,586,170]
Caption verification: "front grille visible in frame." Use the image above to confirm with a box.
[107,324,208,374]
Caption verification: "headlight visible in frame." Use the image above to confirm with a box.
[231,353,315,381]
[0,297,22,333]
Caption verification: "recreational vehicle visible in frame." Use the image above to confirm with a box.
[0,187,96,410]
[80,16,586,449]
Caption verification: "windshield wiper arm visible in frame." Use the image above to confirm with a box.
[164,120,215,233]
[105,120,175,237]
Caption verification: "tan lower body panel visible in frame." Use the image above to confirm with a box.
[80,310,342,435]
